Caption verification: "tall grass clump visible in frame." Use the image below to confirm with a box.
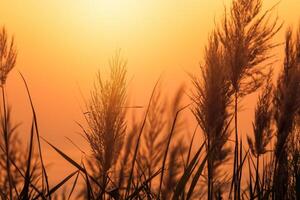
[273,27,300,200]
[127,84,186,199]
[286,116,300,200]
[139,86,167,191]
[0,108,41,199]
[137,85,168,198]
[191,32,232,200]
[161,139,187,200]
[0,26,50,200]
[217,0,281,198]
[0,108,22,197]
[83,51,127,198]
[157,85,186,198]
[116,122,137,193]
[247,71,273,199]
[0,26,17,199]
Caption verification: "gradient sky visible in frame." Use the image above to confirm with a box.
[0,0,299,185]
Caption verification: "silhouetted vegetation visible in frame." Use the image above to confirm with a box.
[191,32,232,199]
[0,0,299,199]
[273,27,300,200]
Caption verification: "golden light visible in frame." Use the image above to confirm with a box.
[0,0,299,187]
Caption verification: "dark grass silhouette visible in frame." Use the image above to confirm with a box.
[82,51,127,199]
[247,71,274,199]
[286,116,300,200]
[217,0,282,198]
[0,0,299,199]
[190,32,232,200]
[273,27,300,200]
[0,27,63,199]
[0,26,17,199]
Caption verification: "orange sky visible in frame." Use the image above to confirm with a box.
[0,0,299,185]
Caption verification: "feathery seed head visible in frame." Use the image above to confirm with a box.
[0,27,17,86]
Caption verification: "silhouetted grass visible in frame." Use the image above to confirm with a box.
[0,0,299,199]
[247,71,273,199]
[0,26,17,199]
[217,0,282,198]
[83,51,127,198]
[273,26,300,200]
[190,32,232,200]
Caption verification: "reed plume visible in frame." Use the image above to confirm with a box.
[247,71,273,198]
[217,0,281,198]
[0,27,16,86]
[273,27,300,200]
[191,32,231,200]
[83,51,127,198]
[248,72,273,157]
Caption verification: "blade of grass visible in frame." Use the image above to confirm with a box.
[125,77,161,198]
[186,153,208,200]
[158,103,191,198]
[1,85,17,199]
[42,137,112,198]
[82,162,95,200]
[19,72,50,196]
[67,171,80,200]
[172,140,206,200]
[19,120,35,200]
[0,144,44,199]
[248,155,254,199]
[33,170,78,200]
[127,169,161,200]
[186,125,198,168]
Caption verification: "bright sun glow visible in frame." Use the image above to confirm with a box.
[83,0,146,23]
[71,0,151,40]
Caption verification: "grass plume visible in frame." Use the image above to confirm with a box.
[83,51,127,198]
[273,26,300,199]
[191,32,232,200]
[217,1,281,198]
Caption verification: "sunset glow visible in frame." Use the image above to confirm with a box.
[0,0,299,199]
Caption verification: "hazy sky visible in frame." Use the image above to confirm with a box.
[0,0,299,184]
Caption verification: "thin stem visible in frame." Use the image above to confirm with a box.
[255,155,260,199]
[157,103,190,199]
[1,85,12,199]
[231,91,239,200]
[207,139,212,200]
